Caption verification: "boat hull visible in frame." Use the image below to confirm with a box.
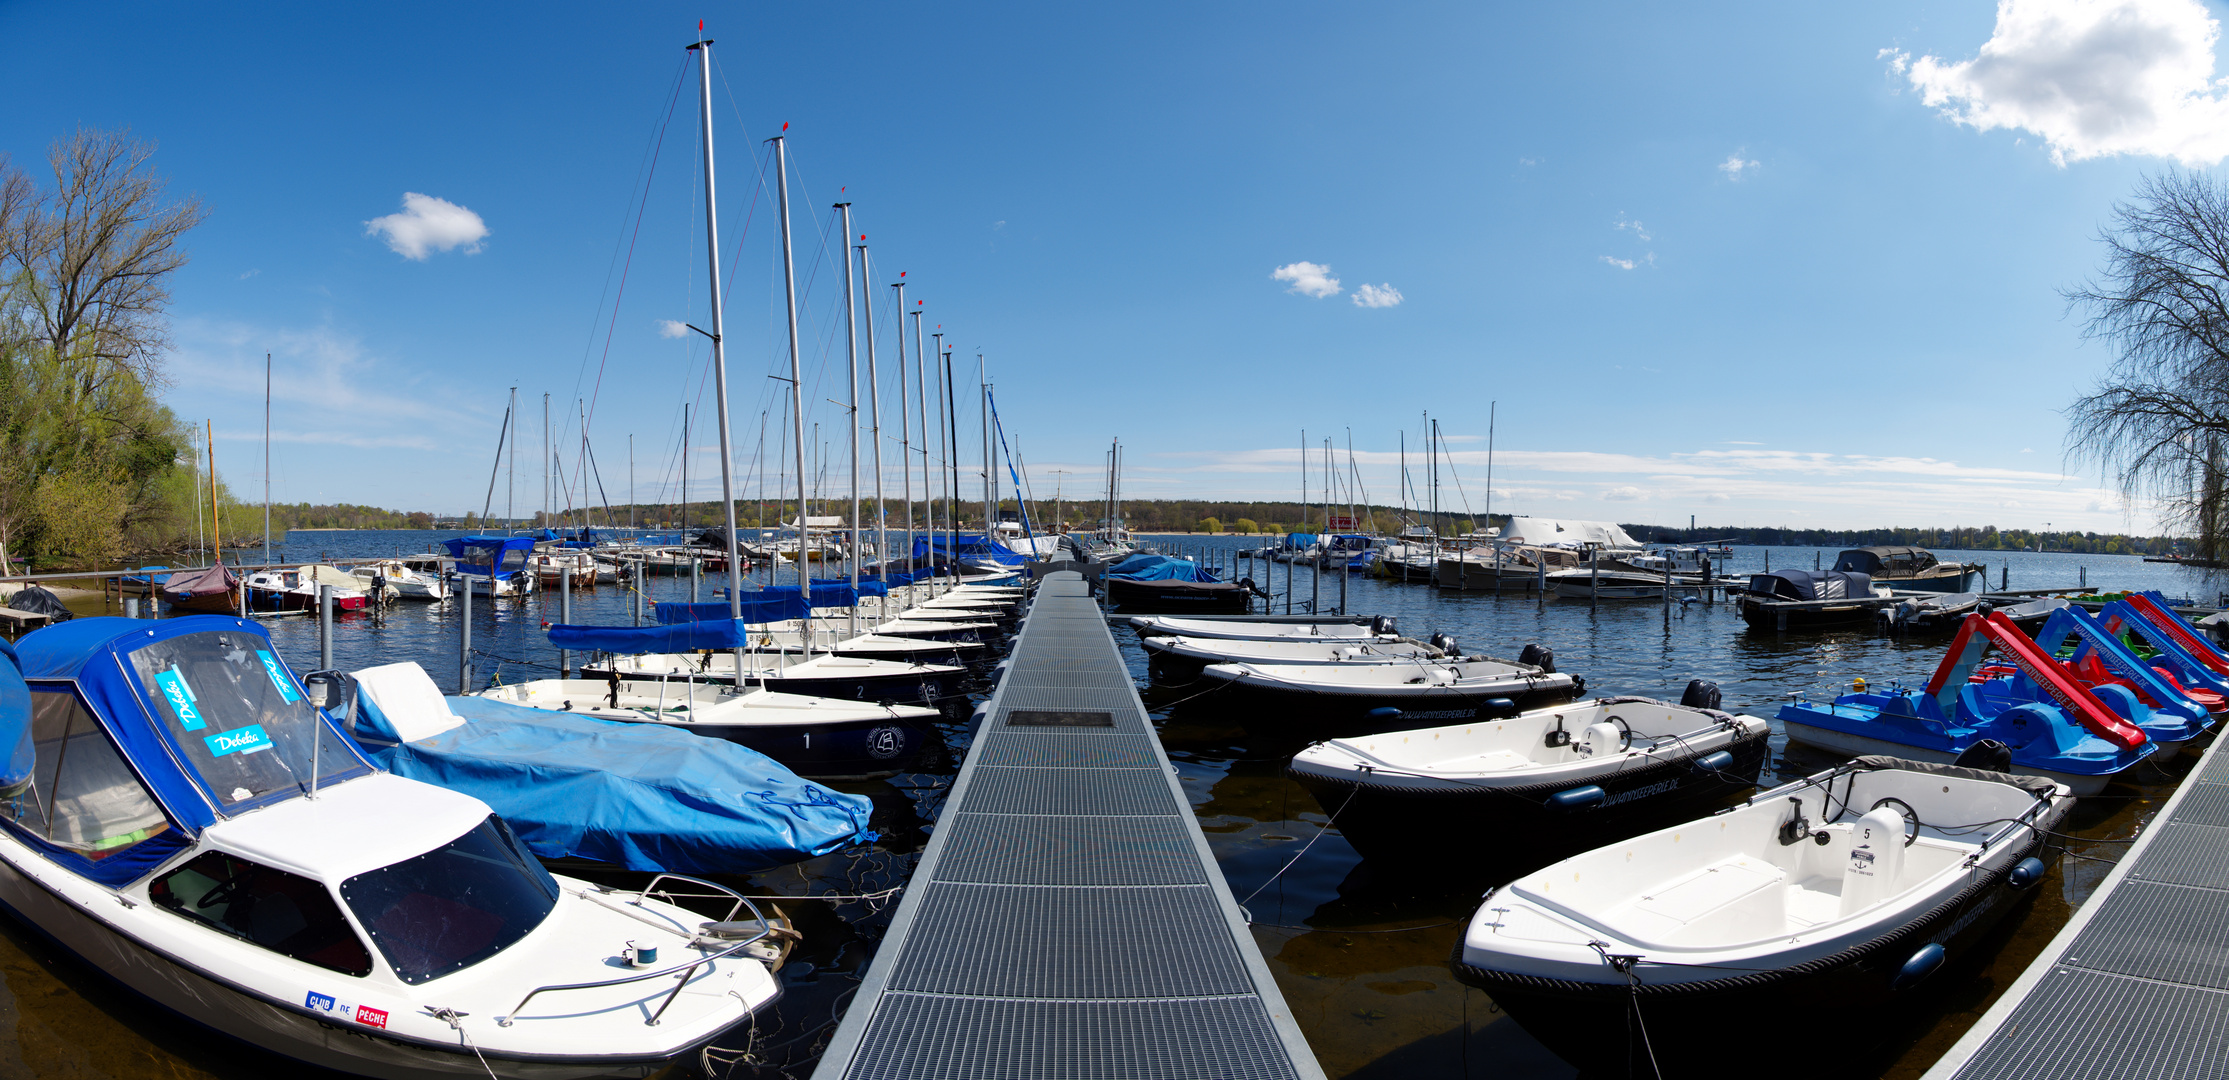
[585,663,973,717]
[677,712,948,781]
[0,849,723,1080]
[1292,728,1769,864]
[1452,807,2066,1079]
[1188,671,1585,737]
[1101,576,1253,614]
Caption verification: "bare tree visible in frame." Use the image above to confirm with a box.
[2065,170,2229,557]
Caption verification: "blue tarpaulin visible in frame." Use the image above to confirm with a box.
[1106,554,1222,583]
[549,616,784,653]
[442,535,536,577]
[913,534,1024,566]
[355,692,874,872]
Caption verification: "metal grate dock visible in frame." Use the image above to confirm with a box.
[1924,735,2229,1079]
[813,571,1323,1080]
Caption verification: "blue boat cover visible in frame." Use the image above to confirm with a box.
[913,534,1024,565]
[354,692,873,872]
[442,535,537,577]
[1283,532,1318,549]
[1106,553,1222,583]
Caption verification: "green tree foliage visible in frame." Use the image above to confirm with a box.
[1198,516,1222,533]
[1232,519,1258,534]
[0,129,207,569]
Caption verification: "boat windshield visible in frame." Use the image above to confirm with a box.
[341,816,559,984]
[127,630,368,811]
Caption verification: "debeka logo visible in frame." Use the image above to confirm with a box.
[205,725,273,758]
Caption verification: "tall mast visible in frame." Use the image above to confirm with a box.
[894,282,912,568]
[1484,401,1496,537]
[932,330,946,589]
[859,244,887,587]
[207,420,221,563]
[836,202,861,635]
[943,346,960,585]
[770,132,812,641]
[690,32,748,670]
[506,387,517,531]
[263,354,271,566]
[628,434,634,532]
[913,311,929,583]
[980,356,991,540]
[681,405,689,534]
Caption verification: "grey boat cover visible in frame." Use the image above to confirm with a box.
[160,562,237,600]
[1746,570,1872,601]
[1849,754,2060,799]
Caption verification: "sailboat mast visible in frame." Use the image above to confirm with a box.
[1484,400,1496,537]
[913,311,929,584]
[507,387,517,531]
[263,353,271,567]
[770,132,813,640]
[894,282,911,562]
[859,245,887,585]
[689,36,746,645]
[944,347,960,584]
[207,420,220,562]
[932,330,946,588]
[836,202,861,634]
[980,358,991,540]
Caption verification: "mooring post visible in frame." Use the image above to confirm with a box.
[692,557,701,603]
[318,585,333,670]
[1590,547,1600,610]
[459,579,474,693]
[559,569,572,677]
[1663,558,1672,608]
[1339,554,1347,615]
[1312,549,1321,614]
[1285,550,1293,615]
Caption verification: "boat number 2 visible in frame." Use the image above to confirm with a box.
[305,992,388,1029]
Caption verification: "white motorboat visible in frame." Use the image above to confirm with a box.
[1453,756,2069,1077]
[351,559,450,602]
[1140,632,1451,679]
[1192,653,1582,734]
[1546,567,1703,600]
[582,651,970,711]
[3,615,780,1078]
[474,678,943,780]
[243,565,371,612]
[1127,615,1394,642]
[1287,694,1770,860]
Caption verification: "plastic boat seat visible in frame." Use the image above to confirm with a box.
[1609,855,1789,945]
[354,662,466,742]
[1581,723,1622,759]
[1839,806,1909,916]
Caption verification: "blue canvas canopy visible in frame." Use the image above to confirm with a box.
[354,692,873,872]
[913,534,1024,566]
[1106,554,1222,583]
[1283,532,1319,549]
[11,616,377,884]
[549,617,774,653]
[442,535,536,577]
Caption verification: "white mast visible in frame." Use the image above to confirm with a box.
[770,132,812,644]
[689,30,748,673]
[859,244,887,592]
[836,202,861,636]
[894,282,911,573]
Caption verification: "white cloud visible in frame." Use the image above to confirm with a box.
[1895,0,2229,166]
[1352,283,1403,308]
[657,319,689,339]
[238,268,260,280]
[1615,216,1652,241]
[365,192,489,260]
[1603,486,1647,501]
[1518,156,1540,166]
[1271,261,1342,299]
[1600,255,1637,270]
[1718,152,1759,179]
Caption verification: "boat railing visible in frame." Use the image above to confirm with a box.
[497,873,771,1028]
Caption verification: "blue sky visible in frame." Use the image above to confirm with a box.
[0,2,2212,532]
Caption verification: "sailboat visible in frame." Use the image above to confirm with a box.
[162,421,245,614]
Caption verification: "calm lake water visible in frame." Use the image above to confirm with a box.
[4,533,2219,1078]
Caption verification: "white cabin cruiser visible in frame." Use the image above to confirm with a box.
[352,559,450,602]
[0,616,778,1078]
[1453,756,2069,1077]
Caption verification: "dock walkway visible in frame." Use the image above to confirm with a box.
[1924,733,2229,1078]
[813,570,1323,1080]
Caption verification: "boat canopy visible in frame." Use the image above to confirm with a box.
[1500,517,1641,551]
[913,534,1024,565]
[1106,554,1221,583]
[9,616,375,884]
[1282,532,1319,549]
[1833,546,1942,576]
[442,535,536,576]
[1747,570,1873,602]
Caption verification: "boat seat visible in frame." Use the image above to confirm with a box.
[1839,807,1909,915]
[1613,855,1788,945]
[1581,722,1623,758]
[354,663,467,742]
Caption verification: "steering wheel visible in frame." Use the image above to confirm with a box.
[197,874,250,910]
[1604,714,1635,752]
[1870,797,1920,847]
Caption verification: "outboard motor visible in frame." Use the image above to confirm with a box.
[1370,614,1398,636]
[1953,739,2014,773]
[1428,632,1458,657]
[1679,679,1722,711]
[1518,643,1556,673]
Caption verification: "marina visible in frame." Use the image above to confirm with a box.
[4,7,2228,1078]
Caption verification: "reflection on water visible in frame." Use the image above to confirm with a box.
[0,534,2219,1077]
